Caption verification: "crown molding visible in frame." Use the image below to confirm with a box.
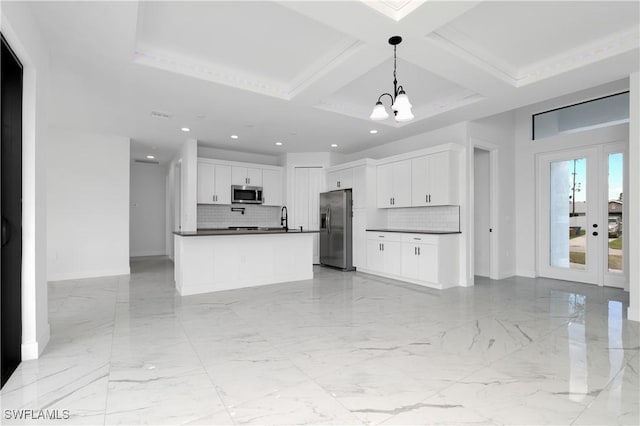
[429,25,640,88]
[361,0,426,22]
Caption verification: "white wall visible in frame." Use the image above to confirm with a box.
[513,79,630,278]
[340,123,468,162]
[628,72,639,322]
[198,145,281,166]
[180,139,198,232]
[47,128,130,281]
[2,1,51,359]
[130,161,167,257]
[474,149,491,277]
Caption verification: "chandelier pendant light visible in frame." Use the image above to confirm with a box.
[370,36,414,123]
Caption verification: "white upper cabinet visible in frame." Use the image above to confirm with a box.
[197,161,231,205]
[197,162,215,204]
[214,165,232,205]
[376,159,411,208]
[261,169,282,206]
[411,151,458,206]
[232,166,262,186]
[377,163,393,208]
[326,168,353,191]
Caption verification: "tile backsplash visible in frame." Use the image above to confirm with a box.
[198,204,281,229]
[387,205,460,232]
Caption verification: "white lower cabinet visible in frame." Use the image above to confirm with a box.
[364,232,458,289]
[401,240,438,283]
[365,233,401,275]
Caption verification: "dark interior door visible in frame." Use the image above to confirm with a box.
[1,34,23,389]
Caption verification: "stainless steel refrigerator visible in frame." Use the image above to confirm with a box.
[319,189,353,270]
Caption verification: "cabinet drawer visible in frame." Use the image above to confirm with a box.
[366,232,401,242]
[400,233,439,244]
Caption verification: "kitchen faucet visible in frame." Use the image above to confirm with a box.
[280,206,288,230]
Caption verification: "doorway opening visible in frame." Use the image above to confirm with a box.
[1,34,24,389]
[474,148,491,278]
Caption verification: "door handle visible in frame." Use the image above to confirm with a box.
[592,231,598,236]
[2,217,9,247]
[592,224,598,228]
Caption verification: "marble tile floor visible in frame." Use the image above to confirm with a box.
[1,256,638,425]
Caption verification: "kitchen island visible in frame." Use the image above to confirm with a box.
[173,228,318,296]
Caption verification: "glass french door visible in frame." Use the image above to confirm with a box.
[538,143,626,288]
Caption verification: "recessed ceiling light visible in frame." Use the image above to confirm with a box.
[181,127,190,132]
[330,144,338,148]
[275,142,283,146]
[146,155,155,159]
[369,129,378,134]
[230,135,239,139]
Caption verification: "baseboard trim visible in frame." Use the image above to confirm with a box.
[628,307,639,322]
[515,269,537,278]
[495,270,516,280]
[130,251,166,257]
[21,324,50,360]
[48,267,130,282]
[357,268,455,290]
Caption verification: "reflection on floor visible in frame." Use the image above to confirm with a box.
[1,256,638,425]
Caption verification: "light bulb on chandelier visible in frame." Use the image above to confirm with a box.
[369,36,414,123]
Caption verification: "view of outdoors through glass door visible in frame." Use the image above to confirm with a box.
[540,145,625,287]
[550,157,588,271]
[607,152,624,274]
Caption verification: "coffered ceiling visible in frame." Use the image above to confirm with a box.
[25,1,639,162]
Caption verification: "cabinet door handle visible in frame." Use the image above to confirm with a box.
[382,243,384,251]
[418,247,421,255]
[429,194,431,203]
[426,194,428,203]
[414,247,417,255]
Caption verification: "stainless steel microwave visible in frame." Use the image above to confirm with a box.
[231,185,263,204]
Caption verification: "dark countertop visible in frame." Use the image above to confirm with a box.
[366,228,462,235]
[174,228,319,237]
